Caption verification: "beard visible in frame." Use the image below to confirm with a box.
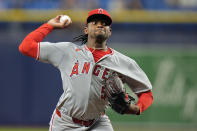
[95,31,108,44]
[96,34,106,44]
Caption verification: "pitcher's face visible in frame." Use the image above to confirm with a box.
[84,18,111,42]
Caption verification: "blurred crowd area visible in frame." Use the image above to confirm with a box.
[0,0,197,47]
[0,0,197,10]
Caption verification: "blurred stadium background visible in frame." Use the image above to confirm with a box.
[0,0,197,131]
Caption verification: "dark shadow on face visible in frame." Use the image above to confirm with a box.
[95,34,106,44]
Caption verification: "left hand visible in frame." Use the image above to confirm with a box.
[105,73,136,114]
[108,92,135,114]
[125,103,140,115]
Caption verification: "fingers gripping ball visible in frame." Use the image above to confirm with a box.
[105,73,135,114]
[60,15,71,26]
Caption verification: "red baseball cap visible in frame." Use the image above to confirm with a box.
[86,8,112,25]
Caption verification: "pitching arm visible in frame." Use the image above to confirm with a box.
[19,23,53,59]
[19,15,72,59]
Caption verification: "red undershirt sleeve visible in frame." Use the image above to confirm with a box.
[19,23,53,59]
[136,91,153,114]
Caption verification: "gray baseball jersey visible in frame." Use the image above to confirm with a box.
[38,42,152,129]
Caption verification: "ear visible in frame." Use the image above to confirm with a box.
[84,26,88,34]
[109,27,112,36]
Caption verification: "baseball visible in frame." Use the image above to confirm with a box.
[60,15,71,26]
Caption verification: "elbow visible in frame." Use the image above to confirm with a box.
[136,91,154,114]
[19,43,24,54]
[18,39,37,58]
[18,41,29,55]
[146,91,154,106]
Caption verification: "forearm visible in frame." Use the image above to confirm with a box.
[125,91,153,115]
[19,23,53,58]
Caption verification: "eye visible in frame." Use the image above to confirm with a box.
[91,20,108,26]
[92,21,96,25]
[100,20,108,26]
[102,22,106,26]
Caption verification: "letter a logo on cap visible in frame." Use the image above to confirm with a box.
[87,8,112,25]
[98,8,103,14]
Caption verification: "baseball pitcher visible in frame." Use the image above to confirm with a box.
[19,8,153,131]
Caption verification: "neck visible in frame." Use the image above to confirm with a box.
[87,39,107,51]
